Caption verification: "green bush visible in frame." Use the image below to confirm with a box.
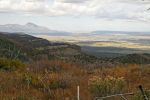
[89,76,126,97]
[0,58,25,71]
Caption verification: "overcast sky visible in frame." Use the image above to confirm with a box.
[0,0,150,33]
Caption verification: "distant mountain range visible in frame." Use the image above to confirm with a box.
[0,23,149,36]
[0,23,71,36]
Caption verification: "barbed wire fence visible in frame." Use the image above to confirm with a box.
[93,85,149,100]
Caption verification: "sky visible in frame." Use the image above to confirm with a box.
[0,0,150,33]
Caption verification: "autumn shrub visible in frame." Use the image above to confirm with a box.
[89,76,126,97]
[0,58,25,71]
[22,71,71,92]
[47,64,62,72]
[49,79,70,90]
[22,72,45,90]
[16,96,26,100]
[23,73,33,89]
[28,60,64,73]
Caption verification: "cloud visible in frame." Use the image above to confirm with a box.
[0,0,150,21]
[58,0,90,3]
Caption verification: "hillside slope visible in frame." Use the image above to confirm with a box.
[1,32,149,64]
[111,53,150,64]
[0,32,81,61]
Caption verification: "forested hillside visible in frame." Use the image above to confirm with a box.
[0,32,82,61]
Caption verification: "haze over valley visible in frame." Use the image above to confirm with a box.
[1,22,149,58]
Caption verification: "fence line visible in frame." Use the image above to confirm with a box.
[94,88,150,100]
[94,92,134,100]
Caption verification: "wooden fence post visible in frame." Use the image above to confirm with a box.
[139,85,149,100]
[77,85,80,100]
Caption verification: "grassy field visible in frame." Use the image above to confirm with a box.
[0,58,150,100]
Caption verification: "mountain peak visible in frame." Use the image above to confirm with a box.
[0,23,71,35]
[26,22,38,27]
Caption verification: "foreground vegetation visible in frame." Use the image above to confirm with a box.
[0,33,150,100]
[0,58,150,100]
